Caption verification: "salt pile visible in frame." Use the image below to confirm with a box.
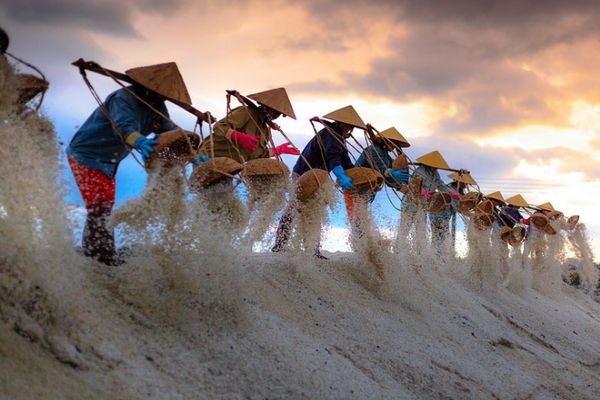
[2,57,600,399]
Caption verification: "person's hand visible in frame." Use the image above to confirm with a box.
[134,136,158,161]
[271,142,300,156]
[390,169,410,184]
[227,129,259,153]
[192,155,210,166]
[449,190,462,200]
[332,165,355,191]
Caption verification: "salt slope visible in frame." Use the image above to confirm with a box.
[1,57,600,399]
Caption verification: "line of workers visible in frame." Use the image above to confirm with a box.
[67,62,540,266]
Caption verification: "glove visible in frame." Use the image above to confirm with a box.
[271,142,300,156]
[449,190,461,200]
[420,188,433,200]
[227,129,259,153]
[332,165,355,190]
[520,218,530,225]
[192,155,210,166]
[134,136,158,161]
[390,169,409,184]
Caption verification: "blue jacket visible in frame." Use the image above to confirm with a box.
[66,87,176,177]
[293,125,354,176]
[355,143,397,186]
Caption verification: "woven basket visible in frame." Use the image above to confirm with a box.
[189,157,243,192]
[567,215,580,230]
[547,211,564,221]
[530,213,549,231]
[296,169,330,202]
[509,226,526,246]
[499,226,512,242]
[344,167,384,193]
[16,74,48,106]
[544,224,557,235]
[146,130,200,168]
[242,158,289,177]
[475,199,494,214]
[472,212,494,231]
[429,192,452,213]
[406,174,423,203]
[458,192,483,214]
[391,154,409,170]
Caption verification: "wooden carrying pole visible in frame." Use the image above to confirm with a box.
[72,58,214,124]
[409,162,468,174]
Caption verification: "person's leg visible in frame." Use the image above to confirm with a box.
[431,218,449,251]
[271,200,298,252]
[68,158,121,265]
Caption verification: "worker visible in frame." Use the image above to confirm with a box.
[197,88,299,164]
[446,171,474,250]
[66,62,188,265]
[355,126,411,191]
[399,151,460,249]
[271,105,367,258]
[350,126,411,240]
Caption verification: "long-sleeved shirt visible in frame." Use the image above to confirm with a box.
[293,124,353,176]
[199,106,271,163]
[401,165,450,216]
[66,87,175,177]
[355,143,398,187]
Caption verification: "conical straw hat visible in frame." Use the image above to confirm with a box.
[448,171,477,185]
[537,202,555,212]
[485,191,505,204]
[322,105,367,130]
[378,127,410,147]
[416,151,450,170]
[126,62,191,105]
[248,88,296,119]
[506,194,529,208]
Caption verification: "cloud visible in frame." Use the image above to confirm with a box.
[0,0,187,37]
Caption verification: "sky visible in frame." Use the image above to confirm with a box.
[2,0,600,257]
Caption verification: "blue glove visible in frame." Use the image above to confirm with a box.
[390,169,409,184]
[332,165,355,190]
[134,136,158,161]
[192,155,210,167]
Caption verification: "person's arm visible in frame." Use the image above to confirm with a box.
[213,107,251,138]
[322,130,348,170]
[106,91,143,147]
[153,102,177,133]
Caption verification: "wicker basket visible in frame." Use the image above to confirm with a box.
[458,192,483,214]
[472,212,494,230]
[189,157,243,191]
[475,199,495,214]
[530,213,549,231]
[567,215,580,230]
[344,167,384,193]
[242,158,289,177]
[547,211,564,221]
[406,174,423,203]
[544,224,557,235]
[499,226,512,242]
[391,154,409,170]
[429,192,452,213]
[295,169,330,202]
[509,226,526,246]
[146,130,200,168]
